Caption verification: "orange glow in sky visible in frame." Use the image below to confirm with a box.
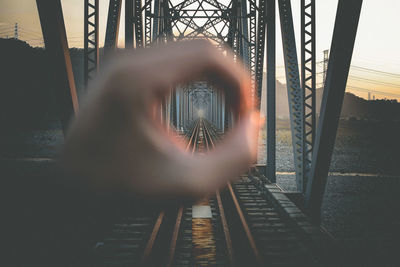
[0,0,399,100]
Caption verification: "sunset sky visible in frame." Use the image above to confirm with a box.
[0,0,399,100]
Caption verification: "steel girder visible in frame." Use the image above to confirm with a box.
[301,0,316,188]
[84,0,99,86]
[36,0,79,134]
[104,0,122,51]
[278,0,304,191]
[305,0,363,222]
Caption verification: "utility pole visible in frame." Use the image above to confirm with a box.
[323,49,329,85]
[14,23,18,39]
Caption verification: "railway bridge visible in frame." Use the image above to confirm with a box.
[33,0,363,265]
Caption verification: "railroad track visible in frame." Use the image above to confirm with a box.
[95,119,333,266]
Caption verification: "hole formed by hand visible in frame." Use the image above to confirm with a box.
[61,40,260,200]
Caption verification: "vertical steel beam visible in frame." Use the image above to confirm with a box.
[84,0,99,86]
[162,0,173,41]
[134,0,144,47]
[125,0,134,48]
[104,0,122,51]
[36,0,79,134]
[152,0,161,43]
[188,91,190,127]
[177,90,181,129]
[278,0,304,191]
[266,0,276,182]
[171,91,177,128]
[301,0,316,190]
[305,0,363,222]
[219,91,222,130]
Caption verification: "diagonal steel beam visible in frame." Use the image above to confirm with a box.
[104,0,122,51]
[278,0,304,192]
[305,0,363,222]
[266,0,276,182]
[36,0,79,134]
[301,0,316,189]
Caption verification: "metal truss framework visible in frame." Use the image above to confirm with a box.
[123,0,263,87]
[37,0,363,223]
[84,0,308,187]
[84,0,99,86]
[301,0,316,190]
[126,0,267,131]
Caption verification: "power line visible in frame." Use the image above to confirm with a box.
[348,76,400,88]
[316,72,400,89]
[317,61,400,78]
[351,65,400,78]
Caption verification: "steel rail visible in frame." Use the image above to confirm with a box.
[141,120,201,266]
[141,211,165,264]
[202,119,263,266]
[167,120,201,266]
[202,126,235,266]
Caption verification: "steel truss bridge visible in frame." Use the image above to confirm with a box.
[36,0,362,223]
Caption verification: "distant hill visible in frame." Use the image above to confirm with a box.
[0,38,84,131]
[338,92,400,121]
[1,38,399,132]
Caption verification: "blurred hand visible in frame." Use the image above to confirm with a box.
[61,40,259,200]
